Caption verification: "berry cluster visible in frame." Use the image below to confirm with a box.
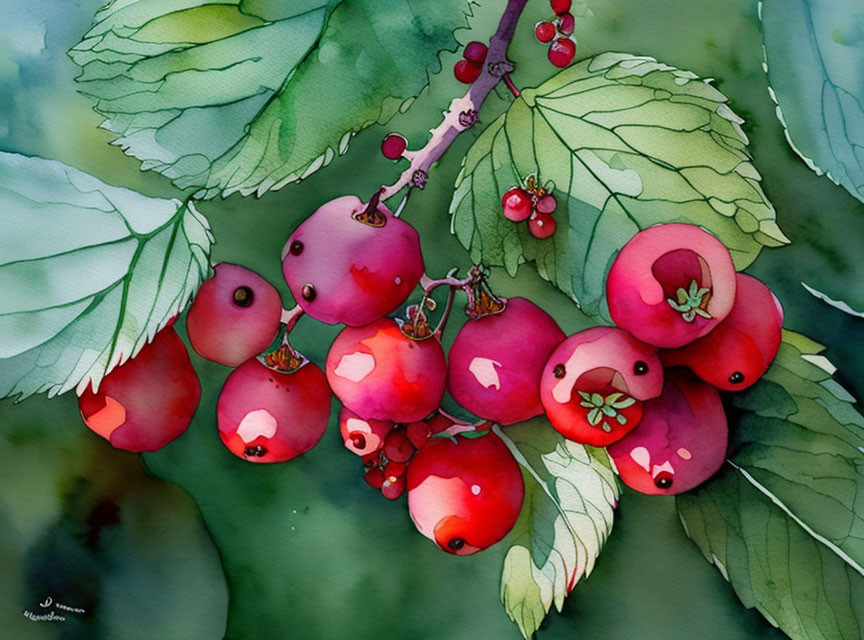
[501,175,558,239]
[535,0,577,68]
[454,41,489,84]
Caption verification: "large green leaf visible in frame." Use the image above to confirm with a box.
[0,152,212,400]
[70,0,472,198]
[495,421,619,639]
[678,331,864,640]
[761,0,864,206]
[450,52,788,317]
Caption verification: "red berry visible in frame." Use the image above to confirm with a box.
[548,37,576,68]
[606,223,737,348]
[282,196,424,327]
[662,274,783,390]
[540,327,663,447]
[608,370,728,495]
[78,328,200,452]
[218,358,331,463]
[381,474,406,500]
[426,411,455,435]
[383,427,415,463]
[551,0,572,14]
[501,187,533,222]
[406,420,433,448]
[383,461,407,480]
[528,211,557,238]
[326,317,447,422]
[381,133,407,160]
[186,263,283,367]
[535,194,557,214]
[448,298,565,425]
[339,407,393,456]
[557,12,575,35]
[534,21,556,43]
[463,41,488,65]
[365,467,385,490]
[407,433,524,555]
[454,59,482,84]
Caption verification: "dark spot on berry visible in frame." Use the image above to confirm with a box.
[289,240,303,256]
[553,364,566,378]
[654,472,673,489]
[634,360,649,375]
[350,433,367,449]
[448,538,465,551]
[268,378,273,383]
[233,286,254,308]
[244,445,267,457]
[729,371,745,384]
[301,283,316,302]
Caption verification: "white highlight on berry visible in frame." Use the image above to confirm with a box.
[237,409,278,443]
[676,447,693,460]
[471,484,481,495]
[346,418,371,433]
[652,460,674,478]
[395,276,402,285]
[334,351,375,382]
[469,357,503,390]
[629,446,651,472]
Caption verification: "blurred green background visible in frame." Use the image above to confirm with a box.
[1,0,862,638]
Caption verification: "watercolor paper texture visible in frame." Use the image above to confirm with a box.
[1,0,863,638]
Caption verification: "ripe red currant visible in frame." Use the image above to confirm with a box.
[557,12,575,35]
[606,223,737,348]
[540,327,663,447]
[662,273,783,390]
[383,427,415,463]
[608,370,728,495]
[535,194,557,214]
[381,133,407,160]
[551,0,572,14]
[218,357,331,463]
[448,297,565,425]
[463,41,489,65]
[339,407,392,456]
[535,21,556,43]
[501,187,533,222]
[528,211,557,238]
[407,432,524,555]
[454,59,482,84]
[186,263,282,367]
[381,474,406,500]
[548,37,576,68]
[78,328,200,452]
[282,196,424,327]
[365,467,385,490]
[406,420,433,448]
[326,317,446,422]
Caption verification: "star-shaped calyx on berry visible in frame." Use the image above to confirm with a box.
[666,279,712,323]
[577,391,636,432]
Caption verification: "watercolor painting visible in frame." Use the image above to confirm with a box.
[1,0,863,638]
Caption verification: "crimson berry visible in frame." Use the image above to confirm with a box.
[662,274,783,390]
[448,298,565,425]
[535,21,556,43]
[463,41,488,65]
[383,461,407,479]
[326,317,447,422]
[540,327,663,447]
[501,187,533,222]
[282,196,424,327]
[548,38,576,68]
[381,133,407,160]
[406,420,433,448]
[607,223,737,348]
[557,12,575,35]
[218,358,331,463]
[535,194,557,214]
[454,59,482,84]
[383,427,415,463]
[78,328,200,452]
[528,211,557,238]
[407,432,524,555]
[551,0,572,14]
[382,474,406,500]
[426,411,455,435]
[608,370,728,495]
[365,467,385,490]
[339,407,393,456]
[186,263,282,367]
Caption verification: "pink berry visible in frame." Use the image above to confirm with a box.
[407,432,524,555]
[608,370,728,495]
[528,211,557,238]
[534,21,556,43]
[501,187,533,222]
[383,427,415,463]
[557,12,575,35]
[326,317,446,423]
[381,133,407,160]
[186,263,282,367]
[339,407,393,456]
[78,328,200,452]
[662,273,783,390]
[551,0,572,14]
[448,298,565,425]
[282,196,424,327]
[463,41,488,65]
[535,194,557,214]
[548,37,576,68]
[454,59,482,84]
[218,358,331,463]
[381,474,406,500]
[606,223,738,348]
[540,327,663,447]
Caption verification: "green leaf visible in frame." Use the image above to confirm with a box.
[71,0,472,198]
[761,0,864,205]
[0,152,213,400]
[496,422,619,639]
[450,53,788,316]
[677,331,864,639]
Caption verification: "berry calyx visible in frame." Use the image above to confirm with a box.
[463,41,489,65]
[454,59,482,84]
[78,328,201,452]
[186,263,283,367]
[501,187,533,222]
[381,133,407,160]
[528,211,557,238]
[548,37,576,68]
[407,432,524,555]
[534,21,556,43]
[551,0,572,14]
[339,407,393,456]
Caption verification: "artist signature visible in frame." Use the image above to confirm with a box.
[22,595,86,623]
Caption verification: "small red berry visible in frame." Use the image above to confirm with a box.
[534,21,556,43]
[557,13,575,35]
[383,461,407,480]
[536,194,557,214]
[406,420,433,448]
[548,37,576,68]
[551,0,572,14]
[528,211,557,238]
[381,133,407,160]
[383,427,415,463]
[501,187,533,222]
[381,474,406,500]
[365,467,385,490]
[454,59,482,84]
[339,407,393,456]
[463,41,488,65]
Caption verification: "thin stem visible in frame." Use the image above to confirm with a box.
[280,305,304,333]
[502,73,520,98]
